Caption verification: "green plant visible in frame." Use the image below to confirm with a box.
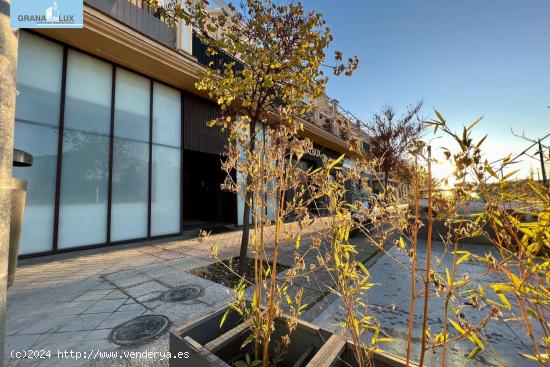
[178,0,358,277]
[331,111,549,367]
[423,112,549,366]
[234,353,262,367]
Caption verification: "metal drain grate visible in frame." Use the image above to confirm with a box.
[162,286,201,302]
[110,315,170,346]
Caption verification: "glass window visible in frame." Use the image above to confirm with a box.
[58,50,111,249]
[13,31,63,254]
[236,123,263,225]
[151,82,181,236]
[111,68,150,241]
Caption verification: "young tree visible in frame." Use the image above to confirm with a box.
[176,0,358,275]
[364,102,424,190]
[0,0,18,360]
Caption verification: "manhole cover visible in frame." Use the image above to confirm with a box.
[162,286,201,302]
[110,315,170,346]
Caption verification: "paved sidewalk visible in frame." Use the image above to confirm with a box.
[4,218,339,367]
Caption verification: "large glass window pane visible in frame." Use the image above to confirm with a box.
[111,68,150,241]
[151,82,181,236]
[237,123,263,225]
[58,50,111,249]
[13,32,63,254]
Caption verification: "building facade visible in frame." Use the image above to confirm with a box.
[13,0,363,257]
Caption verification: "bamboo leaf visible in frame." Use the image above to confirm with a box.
[490,283,515,293]
[220,308,231,327]
[229,303,242,315]
[241,334,254,350]
[496,292,511,311]
[328,154,345,170]
[466,117,482,132]
[502,169,520,181]
[434,109,446,124]
[469,332,484,349]
[467,347,482,360]
[476,134,487,148]
[357,261,370,276]
[399,237,407,249]
[285,294,292,306]
[449,319,465,335]
[478,285,485,297]
[456,251,471,265]
[520,353,549,362]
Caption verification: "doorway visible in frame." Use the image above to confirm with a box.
[182,150,236,227]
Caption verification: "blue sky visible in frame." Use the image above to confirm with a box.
[302,0,550,178]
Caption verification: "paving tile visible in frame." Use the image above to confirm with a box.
[151,301,214,325]
[103,290,128,300]
[198,285,232,308]
[104,269,142,282]
[5,314,46,336]
[4,333,42,352]
[57,313,111,332]
[47,301,96,315]
[92,281,117,291]
[86,328,112,341]
[135,291,163,303]
[17,315,76,335]
[154,249,187,260]
[160,257,212,270]
[141,299,165,311]
[109,274,152,288]
[72,289,113,302]
[117,303,147,313]
[34,330,91,347]
[84,299,127,314]
[155,271,215,289]
[96,310,146,329]
[124,281,168,299]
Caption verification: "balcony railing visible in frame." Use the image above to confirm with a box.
[192,31,244,72]
[85,0,177,48]
[300,94,370,147]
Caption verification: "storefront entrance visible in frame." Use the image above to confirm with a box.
[182,150,236,227]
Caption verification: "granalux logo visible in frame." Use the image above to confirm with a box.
[11,0,83,28]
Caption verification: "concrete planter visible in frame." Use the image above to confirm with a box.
[169,305,416,367]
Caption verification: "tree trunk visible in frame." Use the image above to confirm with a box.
[383,168,389,192]
[238,120,257,276]
[0,4,18,360]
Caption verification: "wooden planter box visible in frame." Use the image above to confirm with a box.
[170,305,417,367]
[307,335,418,367]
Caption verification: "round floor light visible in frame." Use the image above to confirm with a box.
[162,286,201,302]
[110,315,170,346]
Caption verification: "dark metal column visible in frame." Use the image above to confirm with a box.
[107,66,116,245]
[52,47,68,251]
